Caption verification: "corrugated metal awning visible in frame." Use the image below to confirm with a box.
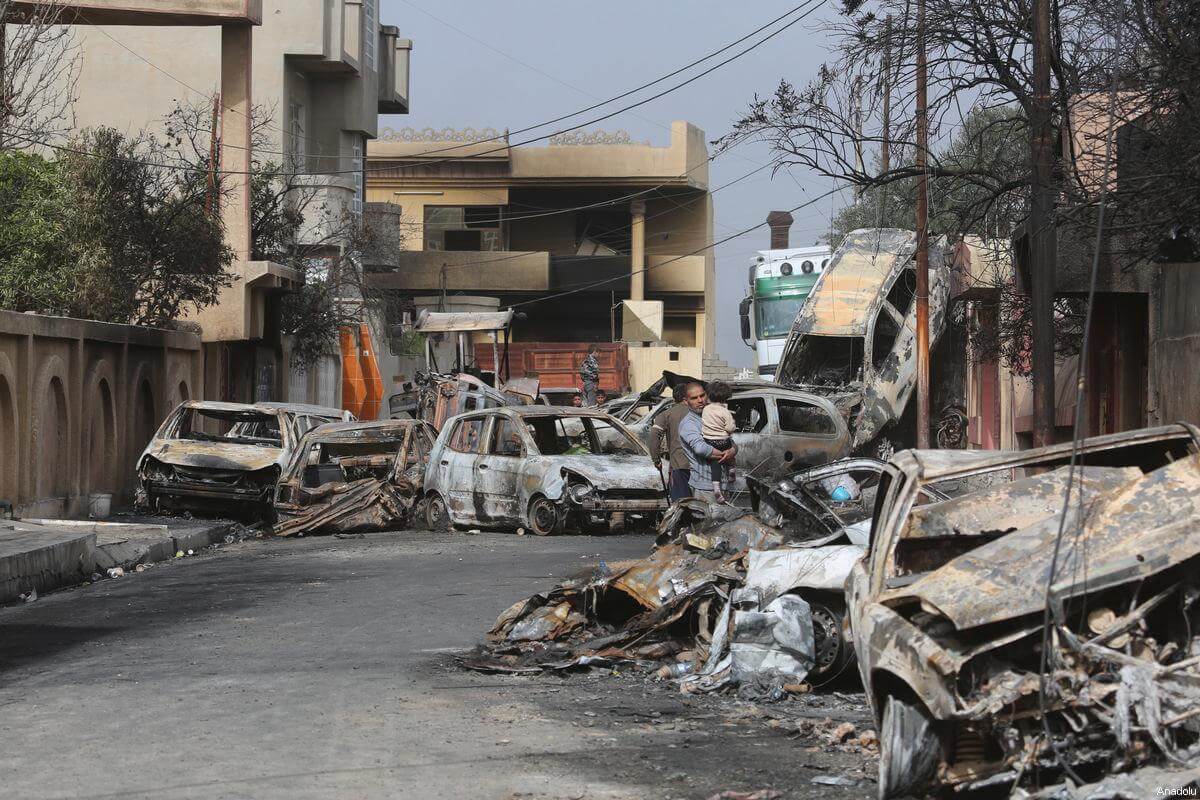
[413,309,514,333]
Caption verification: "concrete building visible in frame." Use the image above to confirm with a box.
[364,122,719,392]
[58,0,412,405]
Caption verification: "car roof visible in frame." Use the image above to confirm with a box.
[304,419,424,441]
[452,406,618,421]
[255,401,347,417]
[893,424,1200,482]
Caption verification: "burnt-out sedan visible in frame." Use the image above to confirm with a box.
[423,407,667,535]
[136,401,349,517]
[272,419,435,536]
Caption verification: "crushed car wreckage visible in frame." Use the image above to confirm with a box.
[135,401,351,518]
[774,229,954,458]
[462,457,951,687]
[846,424,1200,798]
[271,419,435,536]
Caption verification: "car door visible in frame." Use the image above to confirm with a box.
[436,415,488,524]
[725,392,778,493]
[474,415,526,523]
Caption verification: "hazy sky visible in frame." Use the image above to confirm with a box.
[377,0,848,368]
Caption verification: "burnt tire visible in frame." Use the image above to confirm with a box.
[878,694,941,800]
[424,493,453,532]
[808,597,855,681]
[528,496,563,536]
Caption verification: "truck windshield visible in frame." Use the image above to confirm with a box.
[755,296,805,338]
[779,335,864,386]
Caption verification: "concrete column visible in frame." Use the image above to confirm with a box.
[220,24,253,263]
[630,200,646,302]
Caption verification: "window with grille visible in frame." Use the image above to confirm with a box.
[363,0,377,71]
[288,101,305,172]
[423,206,503,251]
[352,142,363,217]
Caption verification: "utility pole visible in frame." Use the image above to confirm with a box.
[914,0,931,448]
[1029,0,1057,446]
[852,75,865,195]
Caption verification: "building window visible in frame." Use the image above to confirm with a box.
[423,206,503,251]
[288,100,305,172]
[352,143,363,217]
[363,0,377,71]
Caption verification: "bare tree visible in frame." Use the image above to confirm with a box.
[0,1,80,149]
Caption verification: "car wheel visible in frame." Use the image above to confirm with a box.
[528,496,562,536]
[877,694,941,800]
[424,493,452,532]
[412,497,429,530]
[808,597,855,680]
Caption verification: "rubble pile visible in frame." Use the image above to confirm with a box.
[463,500,853,696]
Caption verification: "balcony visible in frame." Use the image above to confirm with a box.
[367,250,706,297]
[369,250,551,292]
[378,26,411,114]
[23,0,262,25]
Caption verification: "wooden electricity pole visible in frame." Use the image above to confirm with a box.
[1029,0,1057,446]
[914,0,931,448]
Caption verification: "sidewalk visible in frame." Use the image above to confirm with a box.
[0,515,238,604]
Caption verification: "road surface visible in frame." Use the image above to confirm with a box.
[0,530,874,799]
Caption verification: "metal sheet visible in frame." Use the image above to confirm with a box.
[414,309,514,332]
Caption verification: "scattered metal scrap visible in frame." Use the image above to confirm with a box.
[846,424,1200,798]
[462,458,935,688]
[271,419,435,536]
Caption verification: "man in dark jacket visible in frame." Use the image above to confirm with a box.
[579,344,600,406]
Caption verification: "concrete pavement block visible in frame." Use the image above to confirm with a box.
[0,526,96,603]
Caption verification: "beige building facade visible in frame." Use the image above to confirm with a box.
[364,121,716,390]
[57,0,411,404]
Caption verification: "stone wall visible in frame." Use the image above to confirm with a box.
[0,310,202,518]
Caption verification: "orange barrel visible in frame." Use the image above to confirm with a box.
[358,323,384,420]
[339,327,365,419]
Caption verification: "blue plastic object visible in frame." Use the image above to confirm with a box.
[830,486,852,502]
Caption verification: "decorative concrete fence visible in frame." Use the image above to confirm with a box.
[0,310,202,518]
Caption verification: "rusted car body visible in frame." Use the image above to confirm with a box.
[614,382,852,495]
[271,419,435,536]
[423,406,667,534]
[774,229,951,456]
[388,371,538,430]
[136,401,350,516]
[846,424,1200,797]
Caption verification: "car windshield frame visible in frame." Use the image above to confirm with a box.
[165,406,289,449]
[523,414,647,457]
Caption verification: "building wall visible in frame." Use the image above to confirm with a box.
[1150,262,1200,427]
[0,310,202,518]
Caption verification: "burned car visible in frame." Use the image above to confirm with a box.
[272,419,435,536]
[774,229,952,458]
[744,459,950,680]
[423,406,667,535]
[136,401,350,517]
[616,382,852,496]
[846,424,1200,797]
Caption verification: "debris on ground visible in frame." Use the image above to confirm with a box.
[704,790,783,800]
[461,489,882,696]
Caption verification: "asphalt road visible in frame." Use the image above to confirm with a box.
[0,530,875,800]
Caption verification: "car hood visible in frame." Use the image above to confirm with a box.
[144,439,284,472]
[883,455,1200,631]
[543,455,664,492]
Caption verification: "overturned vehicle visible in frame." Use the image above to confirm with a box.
[388,371,539,430]
[774,229,955,458]
[423,406,667,534]
[272,419,435,536]
[136,401,350,517]
[847,424,1200,797]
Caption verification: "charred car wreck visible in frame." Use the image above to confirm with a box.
[847,424,1200,797]
[774,229,954,458]
[272,419,435,537]
[136,401,349,518]
[423,406,667,535]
